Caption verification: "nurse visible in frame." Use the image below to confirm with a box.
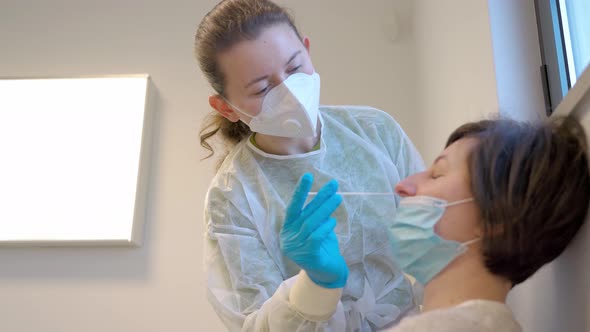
[195,0,424,330]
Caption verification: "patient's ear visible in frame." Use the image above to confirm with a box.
[475,224,484,238]
[209,95,240,122]
[477,223,505,239]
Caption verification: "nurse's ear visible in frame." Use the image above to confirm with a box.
[209,95,240,122]
[303,36,310,53]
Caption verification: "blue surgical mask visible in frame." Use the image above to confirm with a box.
[390,195,479,285]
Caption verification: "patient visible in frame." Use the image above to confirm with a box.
[388,116,590,331]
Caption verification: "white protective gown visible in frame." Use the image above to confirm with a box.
[389,300,523,332]
[204,105,425,331]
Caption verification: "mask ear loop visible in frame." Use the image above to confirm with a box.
[445,197,475,207]
[462,238,481,246]
[222,98,254,121]
[445,198,478,253]
[457,238,481,255]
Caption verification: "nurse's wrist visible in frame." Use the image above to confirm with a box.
[289,270,343,321]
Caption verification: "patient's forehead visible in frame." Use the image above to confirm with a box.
[440,137,479,169]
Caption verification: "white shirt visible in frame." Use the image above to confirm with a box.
[388,300,522,332]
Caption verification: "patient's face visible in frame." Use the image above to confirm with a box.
[395,137,482,242]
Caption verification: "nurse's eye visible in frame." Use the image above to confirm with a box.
[288,65,301,74]
[254,86,270,96]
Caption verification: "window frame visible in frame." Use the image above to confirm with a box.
[535,0,572,115]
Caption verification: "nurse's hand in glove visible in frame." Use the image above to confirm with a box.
[280,173,349,288]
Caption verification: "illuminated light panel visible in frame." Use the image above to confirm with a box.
[0,75,153,246]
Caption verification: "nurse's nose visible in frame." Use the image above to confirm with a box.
[273,72,291,86]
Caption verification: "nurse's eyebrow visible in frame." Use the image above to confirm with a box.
[285,50,301,66]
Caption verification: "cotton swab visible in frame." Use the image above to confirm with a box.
[308,192,397,196]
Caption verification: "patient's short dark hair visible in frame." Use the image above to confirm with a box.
[447,116,590,285]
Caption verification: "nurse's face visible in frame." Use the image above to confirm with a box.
[395,138,483,242]
[209,23,315,122]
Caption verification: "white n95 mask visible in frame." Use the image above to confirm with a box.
[228,72,321,138]
[390,196,480,285]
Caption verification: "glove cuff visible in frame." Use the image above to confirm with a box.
[289,270,343,320]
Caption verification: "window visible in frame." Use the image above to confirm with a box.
[535,0,590,115]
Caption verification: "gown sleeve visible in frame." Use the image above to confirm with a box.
[204,183,347,332]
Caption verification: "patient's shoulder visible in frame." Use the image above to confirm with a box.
[390,300,522,332]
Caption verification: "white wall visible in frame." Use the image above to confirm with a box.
[0,1,417,331]
[413,0,499,164]
[278,0,419,141]
[488,0,545,122]
[411,0,545,165]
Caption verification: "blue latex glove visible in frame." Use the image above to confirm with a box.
[280,173,349,288]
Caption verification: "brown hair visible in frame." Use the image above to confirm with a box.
[194,0,302,159]
[447,116,590,286]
